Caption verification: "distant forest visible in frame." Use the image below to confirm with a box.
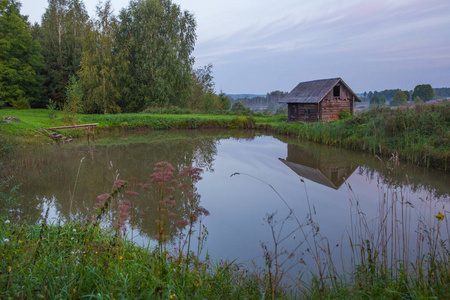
[360,87,450,102]
[229,85,450,112]
[433,88,450,99]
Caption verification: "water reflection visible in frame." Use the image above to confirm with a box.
[1,130,449,275]
[280,144,358,189]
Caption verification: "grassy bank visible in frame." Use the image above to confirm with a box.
[272,104,450,170]
[1,104,449,170]
[0,221,267,299]
[0,109,271,148]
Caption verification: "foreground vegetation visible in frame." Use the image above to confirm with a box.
[0,220,267,299]
[1,169,449,299]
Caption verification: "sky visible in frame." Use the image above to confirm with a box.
[19,0,450,94]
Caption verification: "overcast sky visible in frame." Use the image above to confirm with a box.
[19,0,450,94]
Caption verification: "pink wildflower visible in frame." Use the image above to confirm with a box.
[113,179,126,188]
[196,206,210,217]
[174,220,189,227]
[125,191,139,197]
[97,193,110,201]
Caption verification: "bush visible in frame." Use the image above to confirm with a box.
[11,97,30,109]
[231,102,251,115]
[339,108,352,120]
[46,99,58,122]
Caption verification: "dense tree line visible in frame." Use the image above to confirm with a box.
[363,89,410,102]
[1,0,227,113]
[0,0,44,108]
[433,88,450,99]
[364,84,438,107]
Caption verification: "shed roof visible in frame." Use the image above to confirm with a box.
[279,158,339,189]
[279,78,361,103]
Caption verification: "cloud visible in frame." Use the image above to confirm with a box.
[196,0,449,58]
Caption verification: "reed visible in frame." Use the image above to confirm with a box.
[273,103,449,170]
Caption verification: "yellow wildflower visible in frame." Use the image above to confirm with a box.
[436,212,444,221]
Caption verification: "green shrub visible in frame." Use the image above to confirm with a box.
[11,97,30,109]
[339,108,352,120]
[46,99,58,122]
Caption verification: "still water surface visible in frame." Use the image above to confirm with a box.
[5,130,449,278]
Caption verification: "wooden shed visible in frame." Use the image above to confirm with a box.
[279,78,361,122]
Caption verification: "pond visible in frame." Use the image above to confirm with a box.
[3,129,449,282]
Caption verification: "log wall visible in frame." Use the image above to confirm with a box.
[320,97,353,121]
[288,84,356,122]
[288,103,319,122]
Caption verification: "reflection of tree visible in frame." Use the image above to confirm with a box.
[2,130,237,237]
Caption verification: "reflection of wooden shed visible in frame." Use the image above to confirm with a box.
[279,78,361,122]
[279,144,357,189]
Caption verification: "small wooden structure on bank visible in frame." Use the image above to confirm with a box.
[47,123,98,141]
[279,78,361,122]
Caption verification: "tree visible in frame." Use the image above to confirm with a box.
[39,0,88,106]
[63,75,82,123]
[412,84,434,102]
[116,0,196,111]
[231,102,251,115]
[413,96,423,105]
[379,96,386,106]
[188,64,215,111]
[79,0,121,114]
[218,92,231,111]
[369,95,379,105]
[0,0,44,107]
[390,91,408,107]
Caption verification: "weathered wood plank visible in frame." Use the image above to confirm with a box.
[48,123,99,130]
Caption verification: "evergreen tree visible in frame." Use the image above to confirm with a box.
[39,0,88,106]
[0,0,44,107]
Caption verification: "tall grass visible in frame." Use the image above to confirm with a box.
[0,161,267,299]
[274,103,450,170]
[233,172,450,299]
[1,161,449,298]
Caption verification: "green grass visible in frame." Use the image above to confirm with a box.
[0,109,272,147]
[1,104,449,170]
[0,220,268,299]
